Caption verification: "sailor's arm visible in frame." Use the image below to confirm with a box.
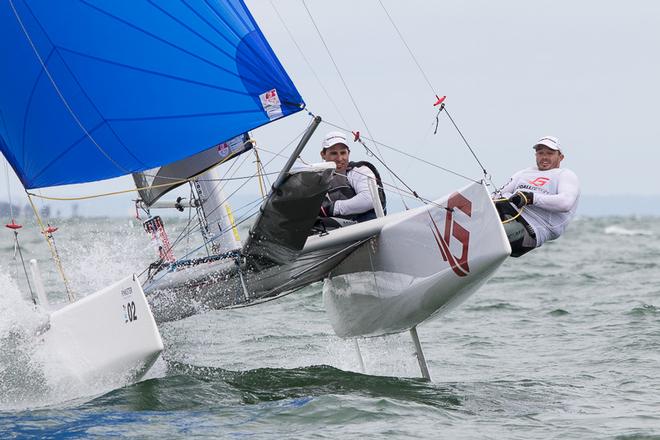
[497,171,523,198]
[333,166,376,215]
[532,170,580,212]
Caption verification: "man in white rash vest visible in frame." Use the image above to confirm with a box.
[495,135,580,257]
[318,131,384,223]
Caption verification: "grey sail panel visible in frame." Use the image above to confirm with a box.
[242,165,334,265]
[133,134,252,206]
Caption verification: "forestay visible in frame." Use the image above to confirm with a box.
[0,0,303,189]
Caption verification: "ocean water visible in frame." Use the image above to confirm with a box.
[1,216,659,439]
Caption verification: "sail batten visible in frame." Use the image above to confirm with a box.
[0,0,304,189]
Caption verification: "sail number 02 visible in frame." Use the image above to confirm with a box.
[124,301,138,323]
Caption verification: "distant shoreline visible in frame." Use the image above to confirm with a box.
[3,195,660,218]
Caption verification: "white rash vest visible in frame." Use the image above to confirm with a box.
[333,165,376,216]
[500,167,580,247]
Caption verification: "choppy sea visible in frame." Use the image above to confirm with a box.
[1,215,659,439]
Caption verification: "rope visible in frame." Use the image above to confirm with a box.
[26,147,248,202]
[191,146,255,255]
[145,206,262,285]
[176,128,309,252]
[141,128,310,274]
[135,138,274,260]
[26,193,75,302]
[492,197,525,224]
[252,146,267,198]
[163,155,253,258]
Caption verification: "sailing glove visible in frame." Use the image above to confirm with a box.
[509,191,534,209]
[319,198,334,217]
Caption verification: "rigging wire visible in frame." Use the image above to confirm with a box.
[376,1,493,185]
[220,237,372,310]
[144,207,262,284]
[300,0,371,140]
[27,135,291,205]
[348,165,449,210]
[141,127,310,267]
[269,0,351,130]
[300,0,409,209]
[221,284,308,310]
[11,230,35,303]
[194,146,252,215]
[321,118,480,184]
[144,163,462,286]
[151,168,276,254]
[174,126,309,245]
[189,150,253,255]
[377,0,438,99]
[136,195,266,280]
[186,183,195,253]
[3,160,36,301]
[441,105,489,179]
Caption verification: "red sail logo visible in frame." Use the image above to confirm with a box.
[429,192,472,277]
[528,177,550,187]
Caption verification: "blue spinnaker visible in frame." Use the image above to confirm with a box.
[0,0,304,189]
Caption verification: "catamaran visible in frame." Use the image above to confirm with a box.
[123,1,511,377]
[1,0,512,380]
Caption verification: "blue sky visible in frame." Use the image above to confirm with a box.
[2,0,659,216]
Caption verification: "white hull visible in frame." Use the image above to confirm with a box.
[145,182,510,339]
[323,182,511,337]
[43,275,163,385]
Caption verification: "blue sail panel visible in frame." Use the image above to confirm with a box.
[0,0,304,189]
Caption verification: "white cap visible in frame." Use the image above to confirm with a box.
[321,131,350,151]
[533,136,562,152]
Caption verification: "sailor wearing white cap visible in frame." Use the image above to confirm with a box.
[495,136,580,257]
[319,131,384,222]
